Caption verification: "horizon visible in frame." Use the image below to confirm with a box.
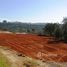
[0,0,67,23]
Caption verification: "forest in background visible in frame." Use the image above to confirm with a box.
[0,20,46,34]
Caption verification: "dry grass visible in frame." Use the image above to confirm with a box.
[0,52,11,67]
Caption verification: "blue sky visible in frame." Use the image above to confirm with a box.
[0,0,67,23]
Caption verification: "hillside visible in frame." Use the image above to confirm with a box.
[0,22,46,34]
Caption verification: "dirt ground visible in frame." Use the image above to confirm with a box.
[0,46,45,67]
[0,33,67,62]
[0,33,67,67]
[0,46,67,67]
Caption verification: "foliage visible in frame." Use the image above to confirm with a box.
[43,18,67,43]
[54,25,62,40]
[62,18,67,42]
[0,21,45,33]
[44,23,60,36]
[44,23,53,35]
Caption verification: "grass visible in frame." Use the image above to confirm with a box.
[0,53,11,67]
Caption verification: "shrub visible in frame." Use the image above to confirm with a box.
[62,18,67,42]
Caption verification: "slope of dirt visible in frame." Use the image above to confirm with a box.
[0,33,67,62]
[0,46,46,67]
[1,46,67,67]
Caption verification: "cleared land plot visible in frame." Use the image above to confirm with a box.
[0,33,67,62]
[0,46,46,67]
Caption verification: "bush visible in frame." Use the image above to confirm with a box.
[43,18,67,43]
[62,19,67,42]
[44,23,62,41]
[44,23,53,35]
[54,26,62,40]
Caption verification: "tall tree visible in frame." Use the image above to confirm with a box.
[62,18,67,42]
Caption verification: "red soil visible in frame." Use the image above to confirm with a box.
[0,33,67,62]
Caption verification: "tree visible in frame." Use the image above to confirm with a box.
[43,18,67,43]
[27,29,30,33]
[31,28,35,33]
[3,20,7,23]
[44,23,53,36]
[62,18,67,42]
[44,23,60,36]
[54,25,62,40]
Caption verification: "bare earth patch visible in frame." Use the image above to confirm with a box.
[0,46,67,67]
[0,46,45,67]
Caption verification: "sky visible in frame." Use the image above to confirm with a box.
[0,0,67,23]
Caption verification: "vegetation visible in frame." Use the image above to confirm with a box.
[54,25,62,40]
[0,53,11,67]
[44,18,67,42]
[0,21,45,34]
[44,23,53,35]
[44,23,60,36]
[62,18,67,42]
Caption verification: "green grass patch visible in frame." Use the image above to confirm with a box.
[0,53,11,67]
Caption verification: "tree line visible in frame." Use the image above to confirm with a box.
[0,20,45,34]
[43,18,67,42]
[0,18,67,43]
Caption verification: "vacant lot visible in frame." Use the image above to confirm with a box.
[0,33,67,62]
